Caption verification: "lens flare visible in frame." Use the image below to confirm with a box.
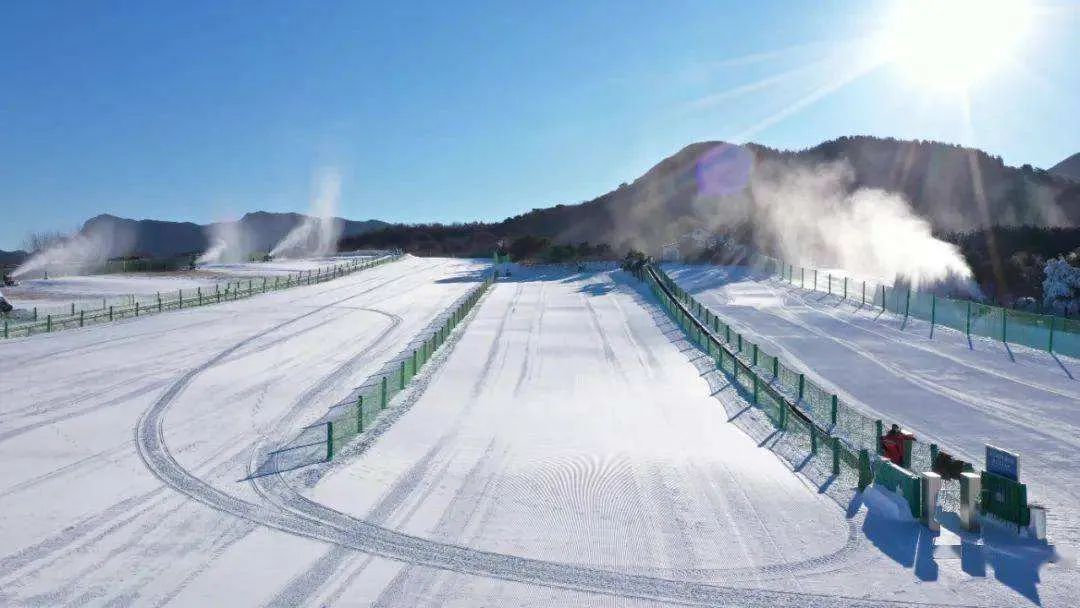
[879,0,1032,91]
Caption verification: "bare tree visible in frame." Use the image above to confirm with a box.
[21,230,68,254]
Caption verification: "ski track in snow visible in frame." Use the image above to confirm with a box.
[665,265,1078,602]
[0,261,1044,606]
[261,270,992,607]
[1,258,479,604]
[141,269,892,606]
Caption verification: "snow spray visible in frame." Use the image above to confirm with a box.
[270,168,344,259]
[13,222,134,279]
[745,157,975,291]
[196,215,252,265]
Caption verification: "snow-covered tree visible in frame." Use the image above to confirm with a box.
[1042,257,1080,315]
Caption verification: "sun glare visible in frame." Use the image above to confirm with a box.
[880,0,1032,91]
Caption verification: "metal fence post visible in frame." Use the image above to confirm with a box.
[109,306,114,321]
[1002,309,1007,343]
[966,300,971,337]
[858,449,872,491]
[875,420,884,454]
[400,360,406,389]
[831,394,838,425]
[381,376,388,409]
[46,315,52,332]
[797,373,805,401]
[326,422,334,460]
[80,311,84,327]
[357,396,364,433]
[930,295,936,338]
[832,437,840,475]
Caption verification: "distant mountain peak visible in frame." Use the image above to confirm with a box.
[1051,152,1080,181]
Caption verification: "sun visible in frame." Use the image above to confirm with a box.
[879,0,1033,91]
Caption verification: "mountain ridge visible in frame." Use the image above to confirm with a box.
[345,135,1079,256]
[77,211,387,259]
[1051,152,1080,181]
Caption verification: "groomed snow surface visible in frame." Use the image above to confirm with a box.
[665,263,1079,603]
[1,256,377,312]
[2,274,221,309]
[0,258,1068,606]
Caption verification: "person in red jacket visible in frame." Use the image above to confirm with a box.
[880,424,915,466]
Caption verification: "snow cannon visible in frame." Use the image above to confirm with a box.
[0,296,12,315]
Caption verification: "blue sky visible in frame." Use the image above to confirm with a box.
[2,1,1078,249]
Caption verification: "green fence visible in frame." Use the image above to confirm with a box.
[766,256,1080,358]
[875,460,922,518]
[982,472,1030,528]
[642,264,870,484]
[1,255,398,340]
[654,262,1060,529]
[642,263,985,514]
[253,273,494,475]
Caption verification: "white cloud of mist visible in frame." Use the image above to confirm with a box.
[196,217,250,265]
[749,158,975,291]
[195,240,228,265]
[270,168,344,259]
[12,221,135,278]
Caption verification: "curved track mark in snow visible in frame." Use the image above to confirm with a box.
[134,275,956,608]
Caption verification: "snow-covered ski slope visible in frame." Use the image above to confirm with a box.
[273,268,1032,606]
[0,256,486,605]
[2,255,380,311]
[0,260,1066,606]
[2,273,222,309]
[665,266,1080,577]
